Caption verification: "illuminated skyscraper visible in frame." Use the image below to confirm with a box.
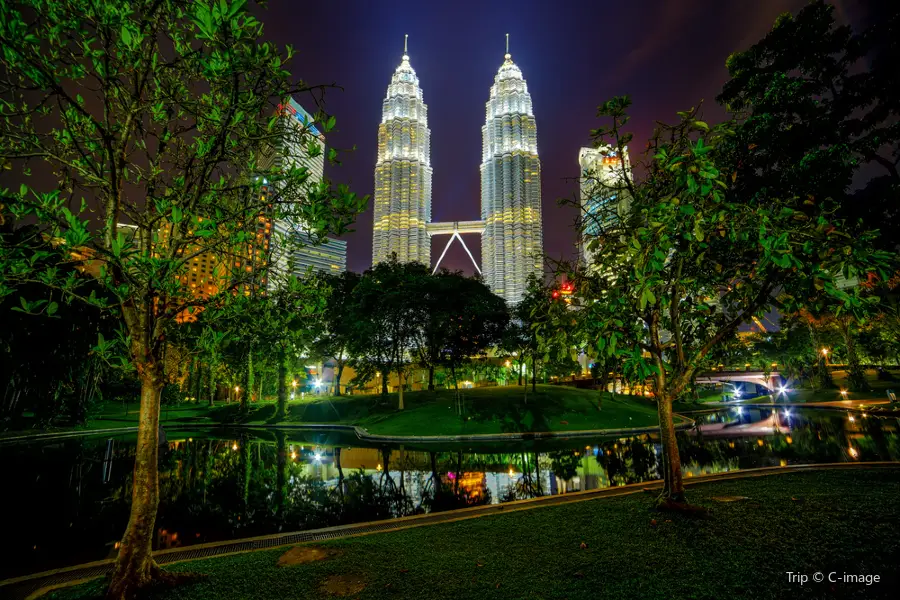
[578,145,632,266]
[480,37,542,303]
[372,36,432,265]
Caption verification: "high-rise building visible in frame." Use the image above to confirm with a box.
[372,36,433,266]
[261,98,335,286]
[578,145,631,266]
[288,232,347,276]
[480,39,542,303]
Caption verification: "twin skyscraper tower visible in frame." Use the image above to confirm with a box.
[371,35,542,304]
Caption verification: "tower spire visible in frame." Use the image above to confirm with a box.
[505,33,510,59]
[403,34,408,58]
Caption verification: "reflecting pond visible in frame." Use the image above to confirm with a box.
[2,407,898,579]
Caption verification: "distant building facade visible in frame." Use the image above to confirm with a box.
[287,232,347,276]
[578,145,631,266]
[258,98,347,284]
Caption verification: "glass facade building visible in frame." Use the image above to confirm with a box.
[480,49,542,303]
[578,145,632,267]
[372,44,432,266]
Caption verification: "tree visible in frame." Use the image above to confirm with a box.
[717,1,900,248]
[311,271,361,396]
[414,271,509,393]
[350,258,429,407]
[547,96,891,506]
[209,276,327,418]
[506,275,552,399]
[0,227,121,425]
[437,274,508,409]
[0,1,365,596]
[718,1,900,393]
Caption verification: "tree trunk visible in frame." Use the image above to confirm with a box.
[106,370,164,599]
[807,321,834,390]
[257,371,264,404]
[656,393,685,503]
[398,368,405,410]
[208,365,216,406]
[518,362,523,386]
[334,362,344,396]
[531,356,537,392]
[241,350,253,412]
[381,369,388,395]
[839,318,870,392]
[192,358,202,403]
[276,355,288,419]
[599,367,610,395]
[428,365,435,391]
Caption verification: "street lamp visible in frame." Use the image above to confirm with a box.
[821,348,829,365]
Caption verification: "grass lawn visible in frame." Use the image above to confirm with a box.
[50,468,900,600]
[213,385,671,436]
[2,385,674,439]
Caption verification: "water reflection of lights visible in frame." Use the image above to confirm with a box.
[735,406,743,415]
[782,409,791,419]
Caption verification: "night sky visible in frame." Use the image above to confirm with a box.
[256,0,872,274]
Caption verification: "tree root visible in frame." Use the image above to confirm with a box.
[654,496,711,518]
[106,562,204,600]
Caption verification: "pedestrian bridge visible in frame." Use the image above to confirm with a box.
[695,370,783,391]
[426,220,485,274]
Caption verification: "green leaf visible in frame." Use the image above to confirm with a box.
[121,25,132,47]
[47,301,58,316]
[171,206,183,223]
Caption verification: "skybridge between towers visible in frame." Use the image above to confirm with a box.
[426,220,485,275]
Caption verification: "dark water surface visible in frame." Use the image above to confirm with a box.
[2,407,898,579]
